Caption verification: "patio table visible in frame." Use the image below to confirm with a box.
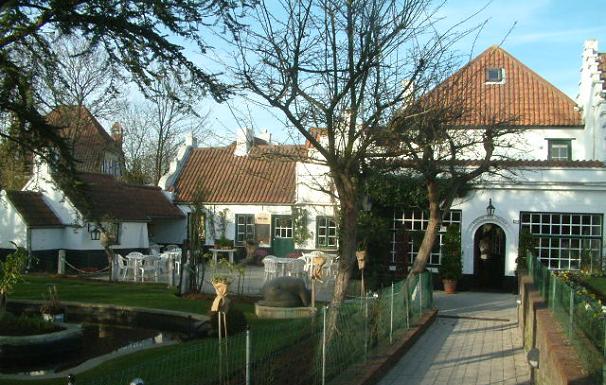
[209,248,237,264]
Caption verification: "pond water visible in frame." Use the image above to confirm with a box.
[0,322,184,376]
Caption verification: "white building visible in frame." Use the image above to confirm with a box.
[159,128,337,258]
[392,42,606,290]
[0,161,184,270]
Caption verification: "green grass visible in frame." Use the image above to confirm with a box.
[10,274,256,315]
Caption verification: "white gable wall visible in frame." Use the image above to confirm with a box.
[453,167,606,277]
[0,192,27,250]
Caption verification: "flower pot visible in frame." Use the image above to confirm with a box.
[42,313,65,322]
[443,279,457,294]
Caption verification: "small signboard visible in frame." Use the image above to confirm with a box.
[255,212,271,225]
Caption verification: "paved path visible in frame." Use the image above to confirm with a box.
[379,292,531,385]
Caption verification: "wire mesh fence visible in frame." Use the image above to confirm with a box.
[528,256,606,384]
[74,271,433,385]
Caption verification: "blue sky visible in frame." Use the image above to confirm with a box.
[199,0,606,145]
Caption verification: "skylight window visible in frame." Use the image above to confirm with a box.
[486,68,504,83]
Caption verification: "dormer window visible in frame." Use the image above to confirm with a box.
[486,68,504,83]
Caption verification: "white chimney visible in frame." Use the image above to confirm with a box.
[258,128,271,144]
[234,127,254,156]
[185,132,198,147]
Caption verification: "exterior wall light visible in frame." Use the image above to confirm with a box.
[486,199,495,216]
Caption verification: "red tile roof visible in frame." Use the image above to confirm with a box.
[46,106,123,173]
[68,173,184,221]
[428,46,582,127]
[173,144,304,204]
[5,191,63,227]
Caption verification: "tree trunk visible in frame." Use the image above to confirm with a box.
[411,179,441,274]
[104,245,115,281]
[0,291,6,314]
[326,172,359,341]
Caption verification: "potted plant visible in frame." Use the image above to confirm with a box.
[40,285,64,322]
[215,237,233,250]
[438,225,462,294]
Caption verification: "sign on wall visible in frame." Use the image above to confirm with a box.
[255,212,271,225]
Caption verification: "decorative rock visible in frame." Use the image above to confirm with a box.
[258,276,311,307]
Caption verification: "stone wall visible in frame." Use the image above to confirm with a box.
[518,274,596,385]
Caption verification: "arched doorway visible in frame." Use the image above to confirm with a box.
[474,223,506,291]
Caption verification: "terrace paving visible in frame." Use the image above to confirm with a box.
[378,291,531,385]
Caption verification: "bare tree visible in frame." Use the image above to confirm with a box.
[37,36,124,119]
[119,70,210,185]
[231,0,476,307]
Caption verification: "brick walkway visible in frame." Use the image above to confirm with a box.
[378,292,531,385]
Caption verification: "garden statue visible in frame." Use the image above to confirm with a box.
[259,276,311,307]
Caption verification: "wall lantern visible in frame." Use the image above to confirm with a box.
[88,223,101,240]
[90,228,101,240]
[486,199,495,216]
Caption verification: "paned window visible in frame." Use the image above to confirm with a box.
[274,217,293,238]
[316,216,337,248]
[547,139,572,161]
[235,214,255,245]
[392,210,462,266]
[486,68,504,83]
[520,212,602,270]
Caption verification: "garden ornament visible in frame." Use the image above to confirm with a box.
[311,255,326,282]
[211,280,231,313]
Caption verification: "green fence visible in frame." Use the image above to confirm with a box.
[528,256,606,384]
[78,271,433,385]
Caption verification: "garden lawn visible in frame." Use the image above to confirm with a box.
[10,274,254,315]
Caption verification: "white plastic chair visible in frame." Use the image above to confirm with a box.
[149,244,161,256]
[288,259,306,279]
[164,244,180,252]
[263,255,278,281]
[139,255,160,282]
[116,254,134,280]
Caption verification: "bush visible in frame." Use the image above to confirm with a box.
[0,312,63,336]
[438,225,462,281]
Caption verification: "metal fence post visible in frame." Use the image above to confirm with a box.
[322,306,327,385]
[569,288,574,337]
[364,295,368,361]
[404,278,410,330]
[419,273,423,314]
[246,328,251,385]
[390,282,394,344]
[551,275,556,311]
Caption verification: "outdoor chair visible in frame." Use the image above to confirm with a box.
[117,254,138,281]
[139,255,160,282]
[287,259,306,279]
[164,244,180,252]
[263,255,278,281]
